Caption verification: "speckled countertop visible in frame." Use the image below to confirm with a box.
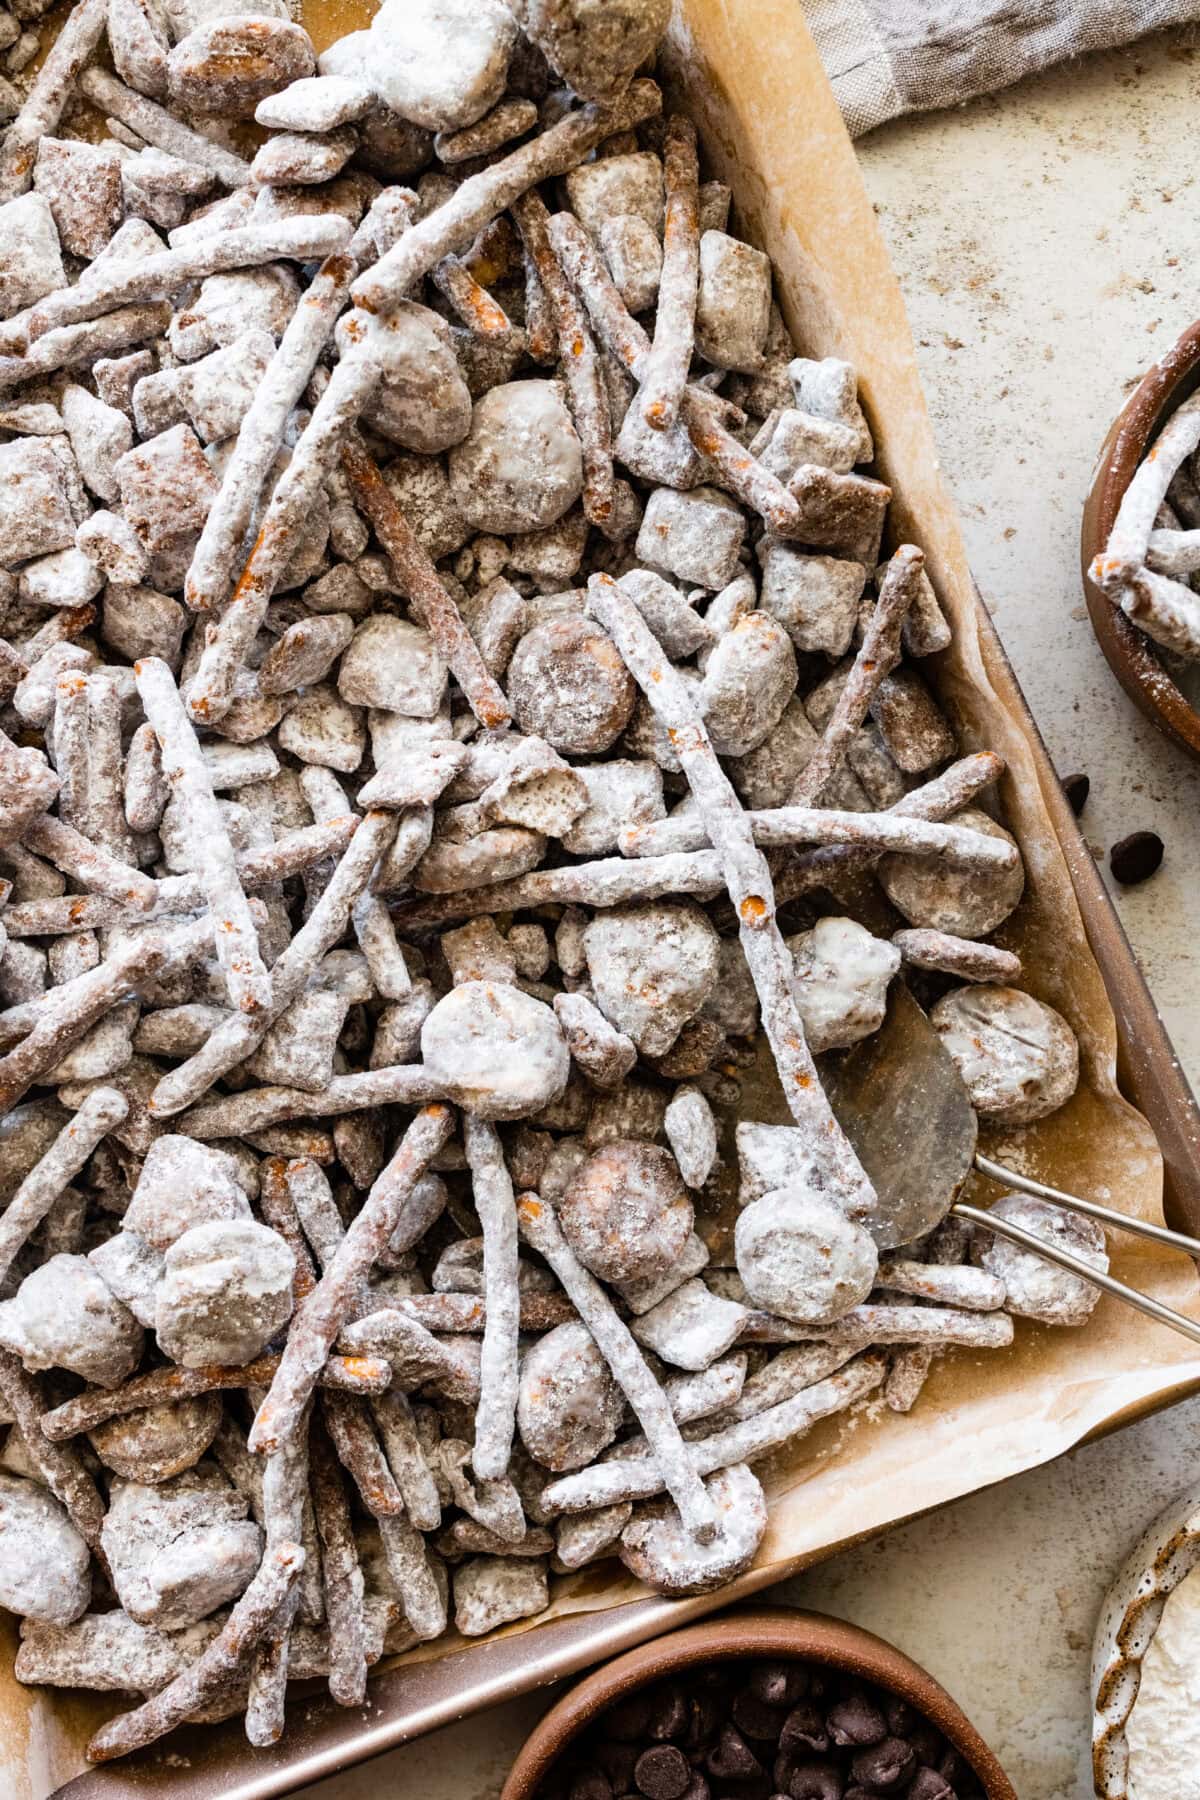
[310,30,1200,1800]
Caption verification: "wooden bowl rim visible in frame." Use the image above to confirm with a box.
[1080,318,1200,759]
[499,1605,1017,1800]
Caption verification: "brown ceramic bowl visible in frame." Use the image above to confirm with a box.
[1081,321,1200,760]
[500,1606,1017,1800]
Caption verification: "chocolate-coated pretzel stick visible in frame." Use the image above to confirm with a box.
[512,192,615,532]
[86,1541,304,1762]
[390,848,726,931]
[875,1259,1005,1311]
[0,1350,108,1559]
[136,656,272,1015]
[22,812,157,910]
[246,1405,312,1745]
[892,927,1022,984]
[1093,391,1200,592]
[620,804,1019,871]
[322,1390,405,1517]
[371,1387,443,1533]
[462,1117,520,1481]
[639,115,699,433]
[432,255,514,340]
[517,1192,718,1544]
[338,1310,480,1404]
[0,1086,126,1284]
[740,1304,1015,1348]
[80,67,252,187]
[0,304,172,391]
[178,1064,446,1140]
[789,546,925,806]
[340,433,511,728]
[249,1106,455,1456]
[540,1352,888,1516]
[40,1352,393,1442]
[258,1159,319,1303]
[151,808,397,1116]
[771,750,1005,906]
[344,1291,576,1336]
[350,80,663,314]
[185,192,413,615]
[548,212,801,534]
[28,217,352,339]
[308,1412,368,1707]
[587,572,871,1205]
[0,0,108,200]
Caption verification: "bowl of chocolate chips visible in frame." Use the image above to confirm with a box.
[501,1609,1016,1800]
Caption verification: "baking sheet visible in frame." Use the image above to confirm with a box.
[9,0,1200,1792]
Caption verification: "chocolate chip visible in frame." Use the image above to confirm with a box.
[1060,771,1089,816]
[908,1770,956,1800]
[781,1759,845,1800]
[936,1748,972,1786]
[882,1697,915,1737]
[647,1684,692,1743]
[609,1697,655,1742]
[826,1692,887,1749]
[848,1736,916,1791]
[706,1723,764,1781]
[731,1692,788,1741]
[678,1776,711,1800]
[747,1661,809,1707]
[636,1745,692,1799]
[598,1746,641,1789]
[1109,829,1163,885]
[906,1722,943,1766]
[571,1775,614,1800]
[683,1692,723,1751]
[779,1702,830,1756]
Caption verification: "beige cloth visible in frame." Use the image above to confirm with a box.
[803,0,1200,135]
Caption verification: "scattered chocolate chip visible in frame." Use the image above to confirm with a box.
[635,1744,692,1799]
[646,1684,691,1743]
[731,1691,788,1741]
[747,1660,810,1707]
[1060,771,1089,815]
[1109,829,1164,885]
[882,1696,916,1737]
[779,1702,830,1755]
[783,1758,845,1800]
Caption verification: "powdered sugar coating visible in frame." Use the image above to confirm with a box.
[972,1192,1106,1327]
[931,983,1079,1125]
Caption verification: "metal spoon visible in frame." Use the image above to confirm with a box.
[823,983,1200,1348]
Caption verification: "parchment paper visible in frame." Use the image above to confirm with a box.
[7,1,1200,1792]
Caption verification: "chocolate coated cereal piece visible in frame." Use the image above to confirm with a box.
[514,0,669,102]
[892,928,1021,984]
[972,1192,1106,1327]
[88,1394,223,1483]
[614,1231,710,1317]
[0,0,108,202]
[0,193,65,317]
[663,1086,718,1190]
[0,438,76,566]
[931,984,1078,1125]
[85,1540,303,1762]
[582,901,719,1057]
[788,356,873,463]
[34,138,122,260]
[699,612,798,757]
[0,1471,92,1624]
[156,1219,295,1367]
[599,214,662,314]
[449,379,584,536]
[787,917,900,1054]
[559,1140,693,1285]
[453,1552,548,1637]
[517,1319,624,1472]
[124,1133,251,1250]
[636,485,746,592]
[101,1467,263,1630]
[554,1499,633,1569]
[620,1462,766,1596]
[552,990,638,1089]
[421,981,569,1119]
[695,232,771,374]
[759,547,865,658]
[0,1350,107,1555]
[0,1253,143,1386]
[167,15,315,118]
[518,1192,718,1543]
[632,1280,747,1373]
[736,1188,878,1327]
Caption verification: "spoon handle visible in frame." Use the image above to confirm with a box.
[952,1201,1200,1349]
[973,1152,1200,1259]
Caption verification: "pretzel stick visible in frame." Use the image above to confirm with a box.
[539,1352,887,1516]
[512,192,615,531]
[0,1086,126,1284]
[246,1408,311,1745]
[52,673,89,832]
[179,1065,446,1140]
[0,1350,107,1559]
[151,808,396,1116]
[517,1192,717,1544]
[185,342,380,724]
[308,1412,368,1707]
[772,750,1004,906]
[136,656,271,1015]
[638,116,699,433]
[249,1106,455,1455]
[185,192,414,615]
[462,1117,520,1481]
[740,1304,1015,1348]
[1092,391,1200,592]
[351,81,663,314]
[28,217,353,339]
[390,848,726,931]
[86,1541,304,1762]
[619,805,1018,870]
[340,434,511,729]
[22,813,157,910]
[0,0,108,200]
[370,1388,443,1532]
[342,1292,576,1336]
[587,571,871,1203]
[788,547,924,806]
[80,67,251,186]
[0,304,171,391]
[322,1390,404,1517]
[40,1354,393,1442]
[548,212,801,534]
[432,256,513,339]
[523,250,556,363]
[892,928,1021,984]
